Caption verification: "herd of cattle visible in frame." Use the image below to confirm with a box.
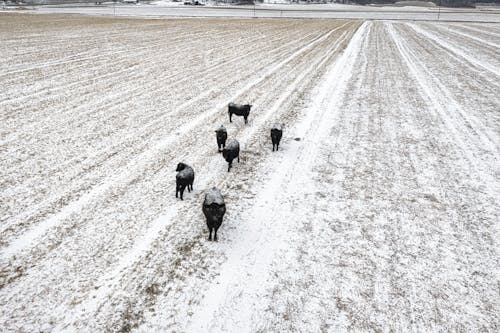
[175,103,283,241]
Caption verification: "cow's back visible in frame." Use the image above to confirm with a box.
[228,103,249,115]
[226,140,239,153]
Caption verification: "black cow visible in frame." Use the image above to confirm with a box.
[271,123,283,151]
[215,125,227,153]
[175,163,194,200]
[228,103,252,124]
[222,140,240,172]
[202,187,226,241]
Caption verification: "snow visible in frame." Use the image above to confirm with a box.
[150,0,185,6]
[1,12,499,333]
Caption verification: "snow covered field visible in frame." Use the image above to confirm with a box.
[1,13,499,332]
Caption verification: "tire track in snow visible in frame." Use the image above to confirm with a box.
[397,22,500,151]
[451,23,500,39]
[387,23,500,198]
[407,22,500,78]
[185,21,368,333]
[229,21,499,332]
[436,23,500,49]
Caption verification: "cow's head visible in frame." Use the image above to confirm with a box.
[176,162,187,172]
[215,125,226,133]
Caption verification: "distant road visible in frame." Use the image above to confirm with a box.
[6,4,500,23]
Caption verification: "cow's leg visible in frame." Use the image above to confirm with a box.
[214,226,219,241]
[180,185,185,200]
[208,227,212,241]
[272,143,275,152]
[175,184,179,198]
[229,112,232,123]
[237,155,240,163]
[277,143,279,151]
[228,162,232,172]
[244,116,248,124]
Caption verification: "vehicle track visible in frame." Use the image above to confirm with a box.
[184,21,369,333]
[394,23,500,166]
[389,24,499,197]
[436,23,500,48]
[408,22,500,78]
[455,22,500,37]
[242,20,500,332]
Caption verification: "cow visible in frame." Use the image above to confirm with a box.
[228,103,252,124]
[222,140,240,172]
[215,125,228,153]
[175,162,194,200]
[202,187,226,241]
[271,123,283,151]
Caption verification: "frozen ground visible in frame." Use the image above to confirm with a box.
[1,13,500,332]
[2,3,500,22]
